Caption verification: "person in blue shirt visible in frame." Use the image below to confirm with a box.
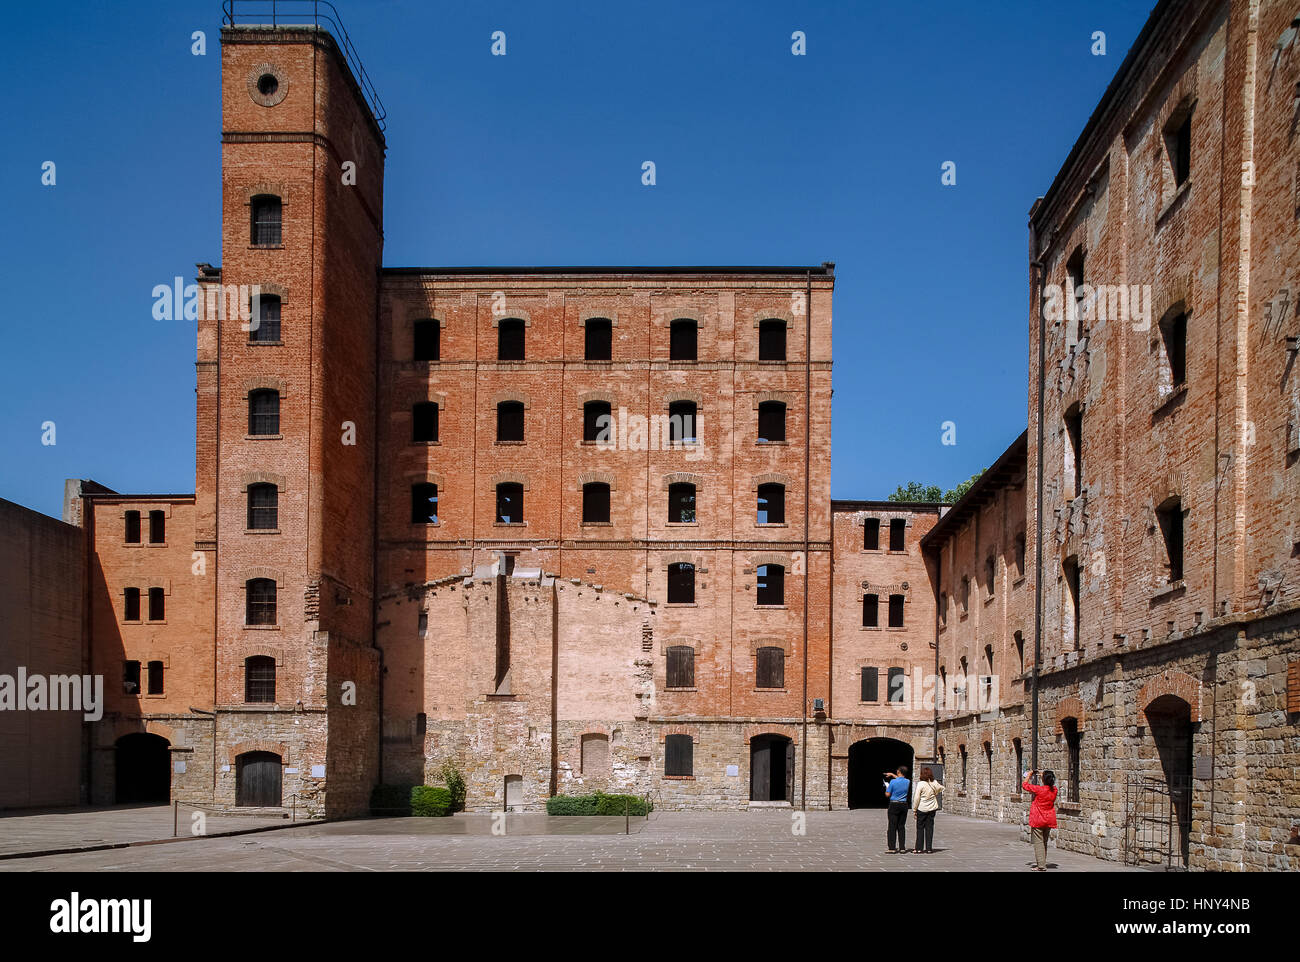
[883,766,911,853]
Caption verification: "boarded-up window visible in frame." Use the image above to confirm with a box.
[756,646,784,689]
[667,645,695,688]
[580,733,610,774]
[664,734,693,776]
[888,666,905,703]
[861,667,879,702]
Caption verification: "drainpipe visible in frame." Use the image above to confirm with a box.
[800,269,812,811]
[1030,227,1047,775]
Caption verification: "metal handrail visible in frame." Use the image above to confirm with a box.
[222,0,387,131]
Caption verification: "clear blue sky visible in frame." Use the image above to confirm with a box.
[0,0,1154,519]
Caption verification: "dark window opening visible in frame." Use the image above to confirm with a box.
[758,319,786,361]
[888,666,905,703]
[1063,717,1082,803]
[1064,403,1082,499]
[1063,555,1081,650]
[756,647,785,689]
[668,483,696,524]
[668,401,697,443]
[147,660,164,695]
[669,319,697,361]
[889,518,905,551]
[756,564,785,606]
[250,194,282,246]
[411,483,439,524]
[496,483,523,524]
[584,401,611,443]
[757,401,786,443]
[888,594,904,628]
[123,660,141,695]
[667,562,695,604]
[582,482,610,524]
[148,510,165,544]
[862,593,879,627]
[147,587,165,622]
[861,667,879,702]
[497,319,525,360]
[245,655,276,703]
[584,318,612,360]
[246,578,277,626]
[497,401,524,442]
[1157,497,1185,583]
[666,645,694,689]
[124,510,141,544]
[757,483,785,525]
[1166,109,1192,188]
[1015,534,1026,578]
[124,587,140,622]
[412,402,439,443]
[1162,311,1188,388]
[665,734,693,776]
[985,556,996,596]
[251,294,281,342]
[864,518,880,550]
[1066,246,1086,341]
[413,320,440,361]
[249,389,280,436]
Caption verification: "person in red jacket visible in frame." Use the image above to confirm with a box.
[1022,769,1058,871]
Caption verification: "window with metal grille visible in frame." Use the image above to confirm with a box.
[668,401,697,443]
[862,594,879,627]
[668,483,696,524]
[497,318,525,360]
[861,666,879,702]
[124,587,140,621]
[864,518,879,550]
[148,587,165,622]
[667,562,695,604]
[666,645,694,689]
[413,319,440,361]
[250,194,282,246]
[124,510,141,544]
[250,294,281,342]
[755,647,784,689]
[496,483,523,524]
[411,483,438,524]
[960,744,968,792]
[664,734,693,776]
[889,518,905,551]
[757,483,784,524]
[756,564,784,606]
[497,401,524,442]
[984,742,993,796]
[758,319,786,360]
[148,510,165,544]
[757,401,786,443]
[582,482,610,523]
[247,483,278,529]
[1062,717,1081,802]
[584,318,612,360]
[245,655,276,703]
[888,666,905,703]
[123,660,141,695]
[584,401,611,442]
[669,318,697,361]
[249,389,280,435]
[245,578,277,626]
[147,660,164,695]
[888,594,904,628]
[412,402,439,443]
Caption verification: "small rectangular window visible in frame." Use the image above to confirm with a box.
[147,660,164,695]
[124,587,141,621]
[861,667,879,702]
[148,510,165,544]
[864,518,879,550]
[889,518,905,551]
[123,660,141,695]
[887,667,905,703]
[1157,499,1185,583]
[667,646,695,689]
[888,594,904,628]
[124,510,141,544]
[664,734,693,776]
[148,587,165,622]
[862,594,879,627]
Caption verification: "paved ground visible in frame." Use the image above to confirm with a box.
[0,803,306,857]
[0,808,1144,871]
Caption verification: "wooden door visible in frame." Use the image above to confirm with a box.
[236,752,282,807]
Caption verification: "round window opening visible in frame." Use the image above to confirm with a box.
[257,73,279,97]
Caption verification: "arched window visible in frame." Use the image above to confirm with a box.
[583,401,611,443]
[755,646,785,689]
[250,293,280,342]
[757,401,786,443]
[412,402,439,442]
[668,401,697,444]
[582,482,610,524]
[245,578,277,626]
[669,318,697,361]
[667,483,696,524]
[756,564,785,606]
[584,318,612,360]
[757,483,785,524]
[413,319,440,361]
[666,645,695,688]
[497,401,524,442]
[496,483,523,524]
[250,194,282,246]
[498,318,525,360]
[667,562,695,604]
[248,389,280,436]
[1062,717,1082,802]
[244,655,276,702]
[758,319,786,360]
[247,483,278,530]
[411,483,438,524]
[664,734,693,776]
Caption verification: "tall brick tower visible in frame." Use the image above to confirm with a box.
[195,14,386,815]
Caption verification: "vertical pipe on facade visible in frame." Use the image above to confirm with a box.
[1030,226,1046,775]
[801,270,811,810]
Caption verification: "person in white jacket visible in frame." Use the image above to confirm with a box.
[910,766,944,853]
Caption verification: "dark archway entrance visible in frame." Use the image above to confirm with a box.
[1146,695,1194,867]
[114,733,171,803]
[750,734,794,802]
[236,751,283,807]
[848,737,914,809]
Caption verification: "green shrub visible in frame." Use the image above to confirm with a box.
[370,784,415,816]
[411,785,453,817]
[546,792,651,816]
[439,761,467,813]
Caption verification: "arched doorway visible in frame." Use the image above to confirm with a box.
[750,734,794,802]
[236,751,282,807]
[848,737,914,809]
[115,732,171,803]
[1146,694,1193,867]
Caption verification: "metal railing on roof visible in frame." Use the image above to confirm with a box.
[222,0,386,132]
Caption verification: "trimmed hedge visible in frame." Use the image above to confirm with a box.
[546,792,651,816]
[411,786,453,817]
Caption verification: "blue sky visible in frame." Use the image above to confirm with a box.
[0,1,1154,519]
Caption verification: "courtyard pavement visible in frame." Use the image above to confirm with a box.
[0,807,1146,871]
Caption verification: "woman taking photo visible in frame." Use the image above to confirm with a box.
[1022,769,1058,871]
[910,766,943,853]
